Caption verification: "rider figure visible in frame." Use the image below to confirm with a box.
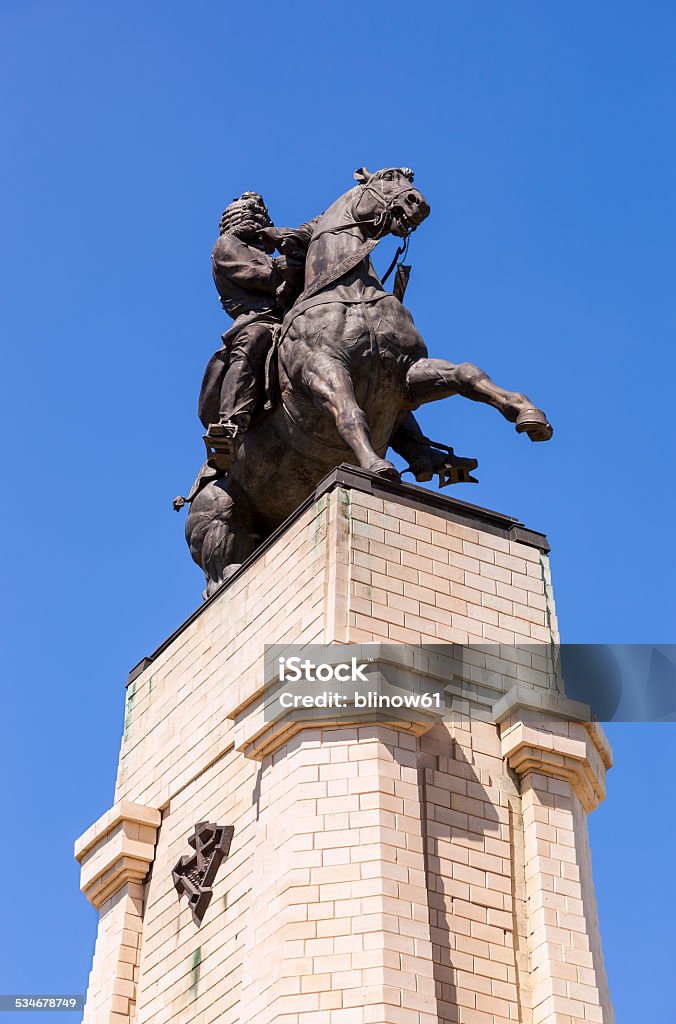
[199,192,312,471]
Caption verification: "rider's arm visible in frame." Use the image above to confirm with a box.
[284,216,322,250]
[212,235,282,293]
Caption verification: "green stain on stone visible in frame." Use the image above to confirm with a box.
[191,947,201,992]
[123,681,136,739]
[338,486,352,533]
[338,485,350,514]
[312,493,327,546]
[539,553,556,641]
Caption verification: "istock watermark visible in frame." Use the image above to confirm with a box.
[264,644,447,727]
[279,655,369,683]
[262,643,676,726]
[277,654,442,707]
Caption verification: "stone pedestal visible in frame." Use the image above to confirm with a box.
[76,466,614,1024]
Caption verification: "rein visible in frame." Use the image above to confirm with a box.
[380,234,410,287]
[295,237,380,305]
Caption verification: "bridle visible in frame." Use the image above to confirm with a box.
[353,178,418,235]
[310,179,417,245]
[303,178,417,292]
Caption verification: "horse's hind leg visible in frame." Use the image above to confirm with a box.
[304,353,399,479]
[186,483,257,599]
[406,358,553,441]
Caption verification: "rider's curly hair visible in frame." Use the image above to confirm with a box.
[219,192,273,236]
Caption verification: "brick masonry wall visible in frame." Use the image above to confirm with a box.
[78,479,612,1024]
[116,492,335,810]
[419,719,528,1024]
[342,488,558,647]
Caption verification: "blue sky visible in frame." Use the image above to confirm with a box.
[1,2,674,1021]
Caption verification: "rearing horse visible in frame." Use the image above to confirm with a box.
[185,166,552,596]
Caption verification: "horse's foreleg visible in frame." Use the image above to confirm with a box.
[406,358,553,442]
[305,354,399,479]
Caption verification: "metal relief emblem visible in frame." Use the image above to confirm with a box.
[172,822,234,926]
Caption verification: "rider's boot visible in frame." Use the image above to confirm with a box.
[407,450,438,482]
[203,421,240,472]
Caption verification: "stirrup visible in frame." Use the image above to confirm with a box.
[405,446,479,488]
[203,422,240,472]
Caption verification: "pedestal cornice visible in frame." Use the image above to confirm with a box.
[75,800,161,910]
[496,685,612,812]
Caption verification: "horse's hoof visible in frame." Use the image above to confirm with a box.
[222,563,242,582]
[515,408,554,442]
[367,459,400,481]
[204,563,242,600]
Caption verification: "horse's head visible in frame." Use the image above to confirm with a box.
[353,166,430,238]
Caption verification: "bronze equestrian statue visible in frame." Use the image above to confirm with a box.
[179,167,553,597]
[196,188,446,478]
